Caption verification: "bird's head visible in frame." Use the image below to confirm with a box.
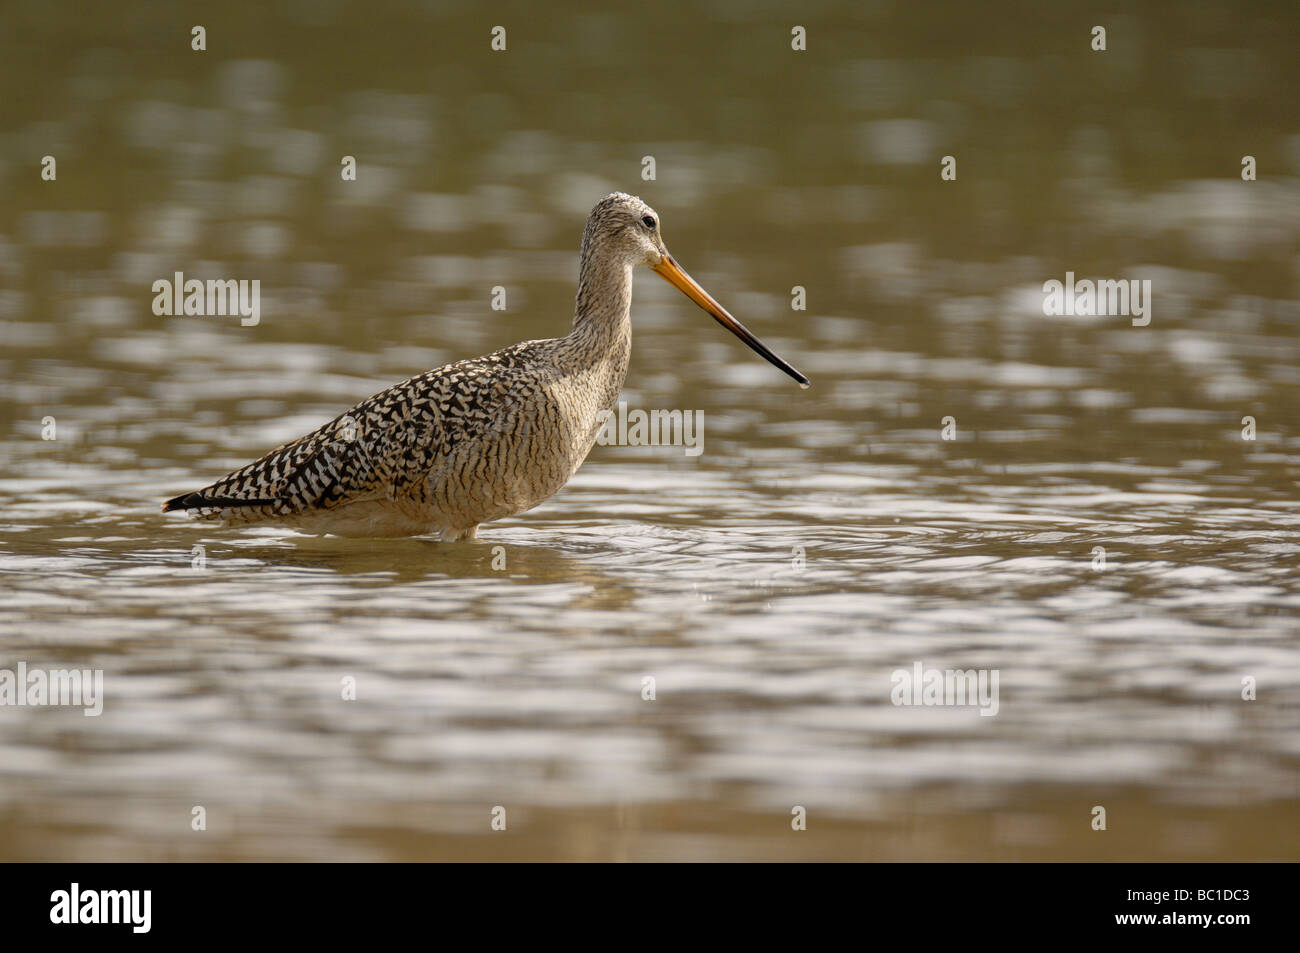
[581,192,809,388]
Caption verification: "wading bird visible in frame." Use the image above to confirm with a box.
[162,192,808,538]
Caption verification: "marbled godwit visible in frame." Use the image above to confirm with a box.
[162,192,808,539]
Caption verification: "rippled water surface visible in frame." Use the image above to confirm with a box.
[2,1,1299,860]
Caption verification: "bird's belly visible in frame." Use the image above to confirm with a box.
[426,436,588,530]
[424,393,605,532]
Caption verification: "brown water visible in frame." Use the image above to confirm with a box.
[2,1,1299,861]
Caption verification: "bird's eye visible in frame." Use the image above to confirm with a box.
[641,215,656,229]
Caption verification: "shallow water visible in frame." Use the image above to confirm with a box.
[2,1,1299,860]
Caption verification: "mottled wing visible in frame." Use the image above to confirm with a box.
[161,348,533,523]
[161,402,411,523]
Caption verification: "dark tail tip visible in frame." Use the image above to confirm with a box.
[161,492,198,513]
[162,491,279,513]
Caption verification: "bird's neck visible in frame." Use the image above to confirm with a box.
[572,250,633,336]
[558,250,633,393]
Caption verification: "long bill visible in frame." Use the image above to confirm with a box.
[652,254,810,388]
